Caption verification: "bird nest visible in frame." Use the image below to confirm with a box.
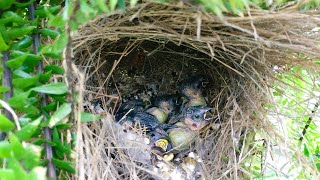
[72,2,320,179]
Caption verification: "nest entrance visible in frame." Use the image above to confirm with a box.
[99,39,227,101]
[76,37,259,179]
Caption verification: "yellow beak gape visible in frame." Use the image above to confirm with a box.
[155,138,169,151]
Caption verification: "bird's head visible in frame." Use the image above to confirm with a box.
[154,94,181,114]
[179,75,209,100]
[183,106,213,131]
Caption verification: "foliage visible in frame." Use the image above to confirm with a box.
[0,0,104,178]
[0,0,318,179]
[243,66,320,179]
[272,66,320,175]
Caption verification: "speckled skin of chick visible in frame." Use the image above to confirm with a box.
[179,75,208,108]
[168,106,213,150]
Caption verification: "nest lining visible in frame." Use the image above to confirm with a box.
[73,2,320,179]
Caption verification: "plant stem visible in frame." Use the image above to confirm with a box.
[1,51,13,140]
[299,97,320,142]
[28,3,57,179]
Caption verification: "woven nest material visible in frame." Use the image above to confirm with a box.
[72,2,320,179]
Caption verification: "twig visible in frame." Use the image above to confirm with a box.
[63,0,82,179]
[299,97,320,142]
[1,51,13,140]
[28,3,57,179]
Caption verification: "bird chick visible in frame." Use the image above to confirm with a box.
[147,94,181,124]
[179,75,208,107]
[183,106,213,131]
[115,99,145,123]
[168,122,197,151]
[168,106,213,150]
[169,106,213,130]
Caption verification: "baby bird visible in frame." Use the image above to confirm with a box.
[149,128,174,162]
[115,99,145,123]
[179,75,208,108]
[168,106,213,150]
[181,106,213,131]
[117,95,179,135]
[147,94,181,124]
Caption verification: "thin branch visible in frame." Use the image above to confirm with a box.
[299,97,320,142]
[1,51,13,140]
[28,3,57,179]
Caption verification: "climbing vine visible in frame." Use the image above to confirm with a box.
[0,0,318,179]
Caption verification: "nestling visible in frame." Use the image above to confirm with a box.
[168,106,213,150]
[179,75,208,107]
[147,94,181,124]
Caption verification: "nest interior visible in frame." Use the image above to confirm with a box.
[73,2,320,179]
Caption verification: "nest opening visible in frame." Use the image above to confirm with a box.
[75,37,262,179]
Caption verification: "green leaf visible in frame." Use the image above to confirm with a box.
[0,11,29,24]
[6,54,28,70]
[48,103,71,128]
[3,26,36,40]
[0,0,14,9]
[49,94,67,103]
[13,75,39,89]
[45,65,65,74]
[0,169,14,180]
[16,117,42,141]
[80,112,101,122]
[52,128,66,158]
[48,14,65,28]
[8,90,31,109]
[39,71,52,83]
[0,141,11,158]
[0,114,15,132]
[316,163,320,171]
[303,144,310,157]
[11,36,33,50]
[23,144,42,169]
[11,51,42,69]
[43,52,63,60]
[35,5,61,17]
[0,86,9,93]
[0,34,9,51]
[42,101,57,112]
[55,123,72,129]
[109,0,118,11]
[52,158,76,173]
[7,157,28,179]
[18,117,31,127]
[80,0,96,17]
[117,0,125,10]
[8,133,25,160]
[32,83,67,95]
[41,33,68,55]
[40,28,60,39]
[96,0,109,12]
[13,69,32,78]
[13,0,35,7]
[28,167,46,180]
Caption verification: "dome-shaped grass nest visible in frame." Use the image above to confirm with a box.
[72,2,320,179]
